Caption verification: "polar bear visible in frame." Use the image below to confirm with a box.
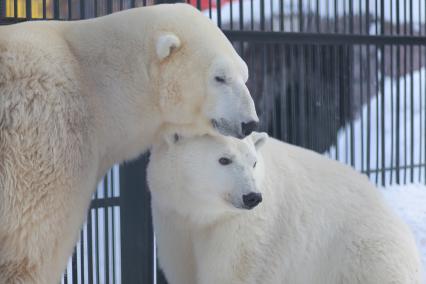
[0,4,258,283]
[148,132,423,284]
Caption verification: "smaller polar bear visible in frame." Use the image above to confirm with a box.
[148,132,423,284]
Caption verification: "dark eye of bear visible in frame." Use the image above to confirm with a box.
[219,157,232,165]
[215,76,226,83]
[253,161,257,168]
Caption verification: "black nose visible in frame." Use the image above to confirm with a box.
[241,121,259,137]
[242,192,262,209]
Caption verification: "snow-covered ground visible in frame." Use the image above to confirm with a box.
[380,184,426,278]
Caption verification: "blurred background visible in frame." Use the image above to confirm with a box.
[1,0,426,283]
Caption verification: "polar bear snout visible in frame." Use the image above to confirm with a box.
[242,192,262,209]
[241,121,259,137]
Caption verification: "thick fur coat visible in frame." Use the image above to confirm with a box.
[0,4,258,283]
[148,134,423,284]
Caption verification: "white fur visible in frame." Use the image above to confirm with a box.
[0,4,258,283]
[148,133,423,284]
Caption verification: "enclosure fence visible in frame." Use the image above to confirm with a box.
[1,0,426,283]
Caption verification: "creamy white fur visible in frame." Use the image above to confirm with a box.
[148,133,423,284]
[0,4,257,283]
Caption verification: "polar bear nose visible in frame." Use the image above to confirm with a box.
[242,192,262,209]
[241,121,259,137]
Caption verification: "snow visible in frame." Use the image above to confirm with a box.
[327,68,426,186]
[380,183,426,278]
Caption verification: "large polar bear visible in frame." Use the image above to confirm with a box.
[0,4,258,283]
[148,132,423,284]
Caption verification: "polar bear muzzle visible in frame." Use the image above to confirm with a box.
[242,192,262,209]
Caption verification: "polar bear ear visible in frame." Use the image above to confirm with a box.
[251,132,268,151]
[156,33,181,60]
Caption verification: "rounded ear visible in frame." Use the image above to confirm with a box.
[156,33,181,60]
[251,132,268,150]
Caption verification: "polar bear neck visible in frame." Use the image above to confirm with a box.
[60,15,164,178]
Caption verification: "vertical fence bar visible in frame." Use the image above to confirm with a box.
[366,44,372,177]
[103,177,110,284]
[72,251,77,284]
[380,0,385,185]
[239,0,243,30]
[25,0,31,18]
[53,0,59,19]
[120,154,154,284]
[42,0,46,18]
[87,208,93,283]
[80,230,85,284]
[94,195,100,284]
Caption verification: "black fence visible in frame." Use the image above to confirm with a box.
[2,0,426,283]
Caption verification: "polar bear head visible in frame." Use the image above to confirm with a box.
[148,132,268,224]
[151,4,259,138]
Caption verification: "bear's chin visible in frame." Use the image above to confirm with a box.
[211,119,244,138]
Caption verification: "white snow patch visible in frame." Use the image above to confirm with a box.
[380,183,426,278]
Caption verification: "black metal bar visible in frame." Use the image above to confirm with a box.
[72,251,78,284]
[404,43,408,183]
[95,206,100,283]
[374,44,379,184]
[334,0,338,33]
[359,44,364,172]
[395,0,401,183]
[250,0,253,30]
[43,0,46,19]
[279,0,283,31]
[366,0,369,34]
[239,0,243,30]
[334,44,340,160]
[343,0,346,33]
[380,0,385,185]
[410,44,414,182]
[366,44,372,177]
[87,208,93,283]
[230,0,233,29]
[111,172,117,284]
[224,31,426,45]
[269,0,273,30]
[80,0,85,19]
[120,154,154,284]
[389,44,394,183]
[107,0,112,14]
[217,0,221,28]
[299,0,303,32]
[315,0,319,32]
[103,176,110,284]
[54,0,59,19]
[80,230,85,284]
[25,0,31,19]
[90,197,120,209]
[349,45,355,168]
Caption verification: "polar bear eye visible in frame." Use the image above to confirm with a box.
[253,161,257,168]
[219,157,232,165]
[215,76,226,83]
